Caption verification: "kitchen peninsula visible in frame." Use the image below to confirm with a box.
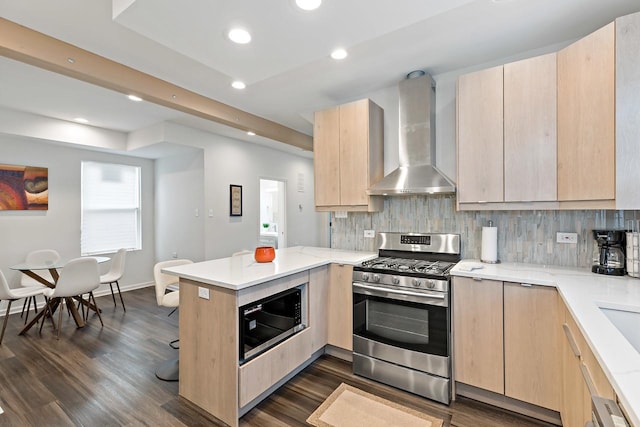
[162,246,375,427]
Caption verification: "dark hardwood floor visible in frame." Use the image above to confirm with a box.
[0,287,555,426]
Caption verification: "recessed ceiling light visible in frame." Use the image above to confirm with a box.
[74,117,88,124]
[232,81,246,90]
[331,48,348,60]
[296,0,322,11]
[128,94,142,102]
[228,28,251,44]
[247,131,256,136]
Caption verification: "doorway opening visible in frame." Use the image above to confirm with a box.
[259,179,286,248]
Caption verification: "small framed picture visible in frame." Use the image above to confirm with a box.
[230,184,242,216]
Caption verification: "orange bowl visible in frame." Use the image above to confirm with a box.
[254,246,276,263]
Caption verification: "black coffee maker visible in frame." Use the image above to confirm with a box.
[592,230,626,276]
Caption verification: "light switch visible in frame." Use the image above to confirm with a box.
[208,209,214,218]
[198,287,210,300]
[195,208,199,217]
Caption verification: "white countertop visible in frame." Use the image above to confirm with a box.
[161,246,376,290]
[451,260,640,426]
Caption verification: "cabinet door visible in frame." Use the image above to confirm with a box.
[561,329,587,427]
[453,277,504,393]
[557,22,615,201]
[308,266,329,353]
[327,264,353,350]
[504,53,557,202]
[457,65,504,204]
[504,283,560,411]
[314,106,341,206]
[339,99,370,206]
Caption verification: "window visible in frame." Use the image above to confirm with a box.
[81,161,141,255]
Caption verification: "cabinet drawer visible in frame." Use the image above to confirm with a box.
[238,328,312,407]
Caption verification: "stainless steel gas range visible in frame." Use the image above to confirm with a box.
[352,232,461,405]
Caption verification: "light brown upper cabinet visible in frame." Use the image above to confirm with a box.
[457,65,504,204]
[456,11,640,211]
[504,53,557,203]
[314,99,384,212]
[557,22,615,202]
[457,54,557,209]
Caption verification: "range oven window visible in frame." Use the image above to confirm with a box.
[353,293,448,356]
[239,286,304,364]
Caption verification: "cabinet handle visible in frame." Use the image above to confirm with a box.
[579,362,597,397]
[520,283,532,287]
[472,277,483,281]
[562,323,581,358]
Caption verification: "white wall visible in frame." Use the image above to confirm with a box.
[155,149,205,262]
[155,123,325,260]
[0,134,156,299]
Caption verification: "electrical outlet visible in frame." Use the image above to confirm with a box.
[364,229,375,238]
[172,252,178,258]
[557,232,578,244]
[198,287,210,300]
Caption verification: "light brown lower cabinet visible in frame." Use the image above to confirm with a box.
[559,297,615,426]
[504,283,560,411]
[326,263,353,350]
[238,328,312,407]
[453,277,560,412]
[453,276,504,394]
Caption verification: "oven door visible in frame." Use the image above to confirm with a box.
[353,281,449,356]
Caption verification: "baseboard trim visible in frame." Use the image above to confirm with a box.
[455,382,562,425]
[1,281,155,317]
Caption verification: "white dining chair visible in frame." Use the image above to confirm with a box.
[1,269,46,345]
[20,249,60,322]
[39,257,103,339]
[99,248,127,311]
[153,259,193,381]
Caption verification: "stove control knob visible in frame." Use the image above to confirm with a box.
[427,280,436,289]
[412,278,422,288]
[361,273,369,282]
[372,274,380,283]
[392,276,400,285]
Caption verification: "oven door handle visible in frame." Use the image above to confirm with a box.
[353,282,447,305]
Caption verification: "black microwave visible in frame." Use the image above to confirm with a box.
[239,286,305,364]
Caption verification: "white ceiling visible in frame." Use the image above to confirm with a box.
[1,0,639,156]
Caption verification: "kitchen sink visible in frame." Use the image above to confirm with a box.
[599,304,640,354]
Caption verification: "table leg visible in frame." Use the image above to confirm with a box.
[19,298,59,335]
[21,270,55,288]
[65,297,85,327]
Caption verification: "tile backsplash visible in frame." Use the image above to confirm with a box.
[330,195,639,268]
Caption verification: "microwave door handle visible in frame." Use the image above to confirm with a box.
[353,282,445,301]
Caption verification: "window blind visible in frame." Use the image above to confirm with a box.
[81,161,141,255]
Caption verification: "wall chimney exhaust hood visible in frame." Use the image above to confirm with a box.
[367,71,455,196]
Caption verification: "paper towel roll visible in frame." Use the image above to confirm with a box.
[481,226,498,263]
